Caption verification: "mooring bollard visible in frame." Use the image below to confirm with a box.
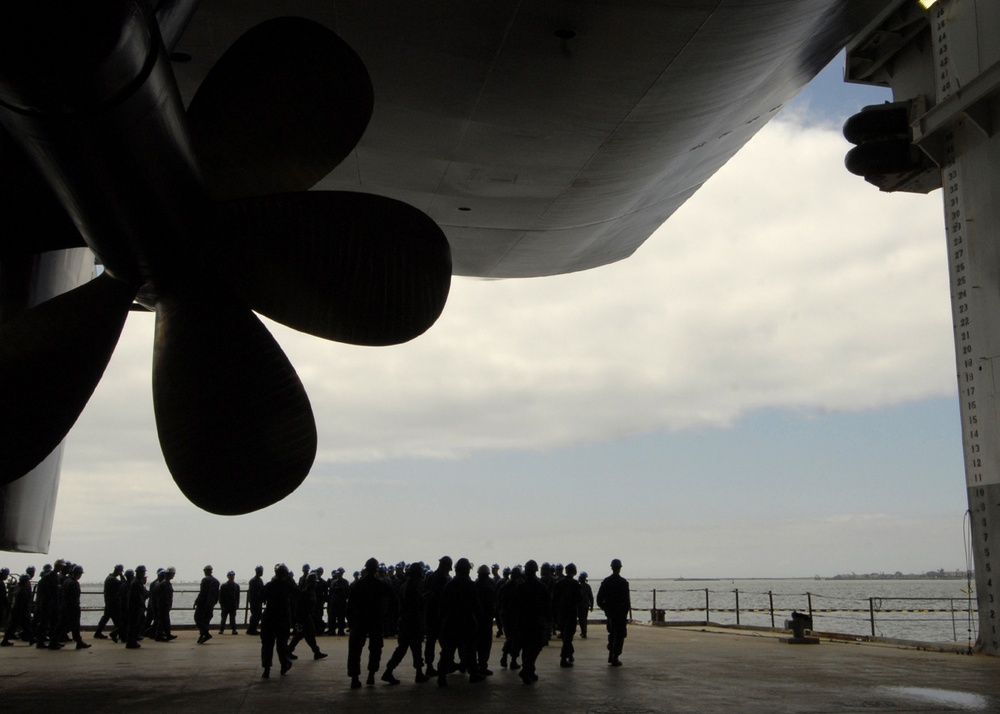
[780,611,820,645]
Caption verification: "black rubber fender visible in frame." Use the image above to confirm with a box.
[843,103,911,145]
[845,139,922,177]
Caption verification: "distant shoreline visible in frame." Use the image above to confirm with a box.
[826,571,971,581]
[631,571,972,582]
[70,572,975,587]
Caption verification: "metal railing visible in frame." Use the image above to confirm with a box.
[71,588,253,628]
[632,587,979,645]
[7,585,977,646]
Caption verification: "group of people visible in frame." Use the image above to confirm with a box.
[1,556,632,687]
[0,560,92,650]
[253,555,631,686]
[0,561,183,650]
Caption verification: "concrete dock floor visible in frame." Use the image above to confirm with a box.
[2,625,999,712]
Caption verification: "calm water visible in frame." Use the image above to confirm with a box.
[627,578,979,644]
[74,577,979,645]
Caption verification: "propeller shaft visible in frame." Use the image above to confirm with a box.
[0,0,208,295]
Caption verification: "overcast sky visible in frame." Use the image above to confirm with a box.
[3,56,968,582]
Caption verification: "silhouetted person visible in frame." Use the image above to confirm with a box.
[155,567,177,641]
[540,561,556,641]
[514,560,548,684]
[54,564,90,650]
[247,565,265,635]
[578,571,594,638]
[0,567,9,629]
[328,568,348,635]
[1,574,33,646]
[494,565,508,637]
[32,561,59,648]
[498,566,522,670]
[289,572,327,660]
[93,564,123,640]
[219,570,240,634]
[347,557,392,688]
[195,565,220,643]
[314,566,329,633]
[552,562,583,667]
[117,569,134,644]
[422,555,452,676]
[596,558,630,666]
[382,563,399,638]
[124,565,148,649]
[53,560,74,645]
[382,562,428,685]
[475,564,496,676]
[436,557,485,687]
[260,564,295,678]
[144,568,166,637]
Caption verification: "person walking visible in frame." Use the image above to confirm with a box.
[289,572,328,660]
[218,570,241,635]
[1,574,33,646]
[0,567,9,630]
[596,558,631,666]
[474,564,496,676]
[93,564,123,641]
[124,565,148,649]
[347,557,392,688]
[247,565,265,636]
[552,563,583,667]
[381,562,429,685]
[578,571,594,638]
[422,555,452,677]
[144,569,166,638]
[195,565,220,644]
[435,558,485,687]
[498,566,522,670]
[155,567,177,641]
[32,561,59,648]
[55,564,91,650]
[327,568,348,635]
[514,560,549,684]
[260,564,295,678]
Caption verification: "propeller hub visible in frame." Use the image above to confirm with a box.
[0,0,208,289]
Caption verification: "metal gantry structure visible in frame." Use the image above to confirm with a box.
[845,0,1000,654]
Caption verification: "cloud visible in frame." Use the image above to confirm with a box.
[263,114,952,464]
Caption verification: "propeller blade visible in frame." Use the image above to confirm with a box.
[186,17,373,201]
[214,191,452,346]
[152,290,316,514]
[0,272,135,484]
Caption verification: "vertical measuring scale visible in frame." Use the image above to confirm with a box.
[931,0,1000,654]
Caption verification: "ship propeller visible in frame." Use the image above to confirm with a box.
[0,13,451,514]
